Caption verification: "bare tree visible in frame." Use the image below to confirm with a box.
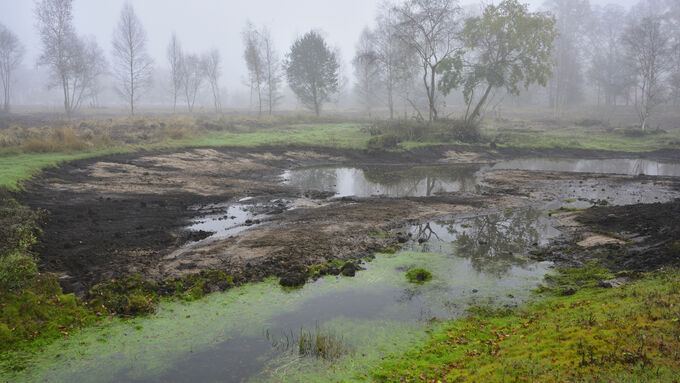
[35,0,106,115]
[112,2,153,115]
[587,5,636,106]
[260,26,283,115]
[243,21,265,115]
[666,0,680,105]
[373,4,417,119]
[167,32,184,112]
[352,28,382,117]
[622,13,671,131]
[544,0,591,115]
[182,53,205,113]
[35,0,79,115]
[80,36,108,109]
[393,0,463,122]
[0,24,24,113]
[203,49,222,113]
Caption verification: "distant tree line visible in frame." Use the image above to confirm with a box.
[1,0,678,129]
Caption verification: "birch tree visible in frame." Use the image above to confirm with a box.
[0,24,24,113]
[622,13,671,131]
[352,28,382,117]
[243,22,264,115]
[167,32,184,112]
[112,2,153,115]
[204,49,222,112]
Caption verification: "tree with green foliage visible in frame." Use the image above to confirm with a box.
[285,31,339,116]
[438,0,556,124]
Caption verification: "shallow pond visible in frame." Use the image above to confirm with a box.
[6,209,556,383]
[283,158,680,198]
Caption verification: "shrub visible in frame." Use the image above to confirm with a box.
[0,253,38,291]
[368,118,482,147]
[367,134,400,150]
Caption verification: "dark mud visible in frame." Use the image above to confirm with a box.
[531,201,680,272]
[15,145,680,295]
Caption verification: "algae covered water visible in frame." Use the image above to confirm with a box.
[5,209,555,383]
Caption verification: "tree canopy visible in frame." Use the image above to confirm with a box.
[438,0,556,123]
[285,31,339,116]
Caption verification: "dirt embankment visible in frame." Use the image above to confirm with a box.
[16,145,680,294]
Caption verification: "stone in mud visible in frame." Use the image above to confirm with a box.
[279,272,306,287]
[598,277,631,288]
[340,262,360,277]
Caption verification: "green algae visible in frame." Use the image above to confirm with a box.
[1,248,550,382]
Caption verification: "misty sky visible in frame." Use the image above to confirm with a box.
[0,0,638,93]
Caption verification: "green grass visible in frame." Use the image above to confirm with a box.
[0,151,117,190]
[186,123,369,149]
[485,122,680,152]
[372,269,680,382]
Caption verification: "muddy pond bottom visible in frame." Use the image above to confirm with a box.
[9,209,557,383]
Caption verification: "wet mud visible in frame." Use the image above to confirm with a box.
[16,145,680,294]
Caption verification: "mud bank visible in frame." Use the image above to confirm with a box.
[16,145,680,294]
[533,201,680,272]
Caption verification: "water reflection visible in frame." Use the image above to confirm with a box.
[410,209,560,276]
[283,165,482,197]
[492,158,680,177]
[283,159,680,199]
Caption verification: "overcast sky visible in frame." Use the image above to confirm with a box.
[0,0,639,93]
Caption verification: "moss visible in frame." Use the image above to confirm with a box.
[307,259,361,278]
[537,261,614,295]
[0,273,97,358]
[87,270,235,315]
[87,274,158,316]
[406,268,433,284]
[382,247,396,254]
[373,269,680,382]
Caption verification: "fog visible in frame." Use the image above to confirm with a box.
[1,0,639,108]
[0,0,660,114]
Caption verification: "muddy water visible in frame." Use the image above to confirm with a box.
[8,209,555,383]
[283,158,680,198]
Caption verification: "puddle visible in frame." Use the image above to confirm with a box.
[282,165,482,197]
[282,159,680,203]
[491,158,680,177]
[166,199,288,259]
[186,202,273,241]
[7,209,556,383]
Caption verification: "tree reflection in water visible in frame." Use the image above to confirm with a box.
[412,209,549,277]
